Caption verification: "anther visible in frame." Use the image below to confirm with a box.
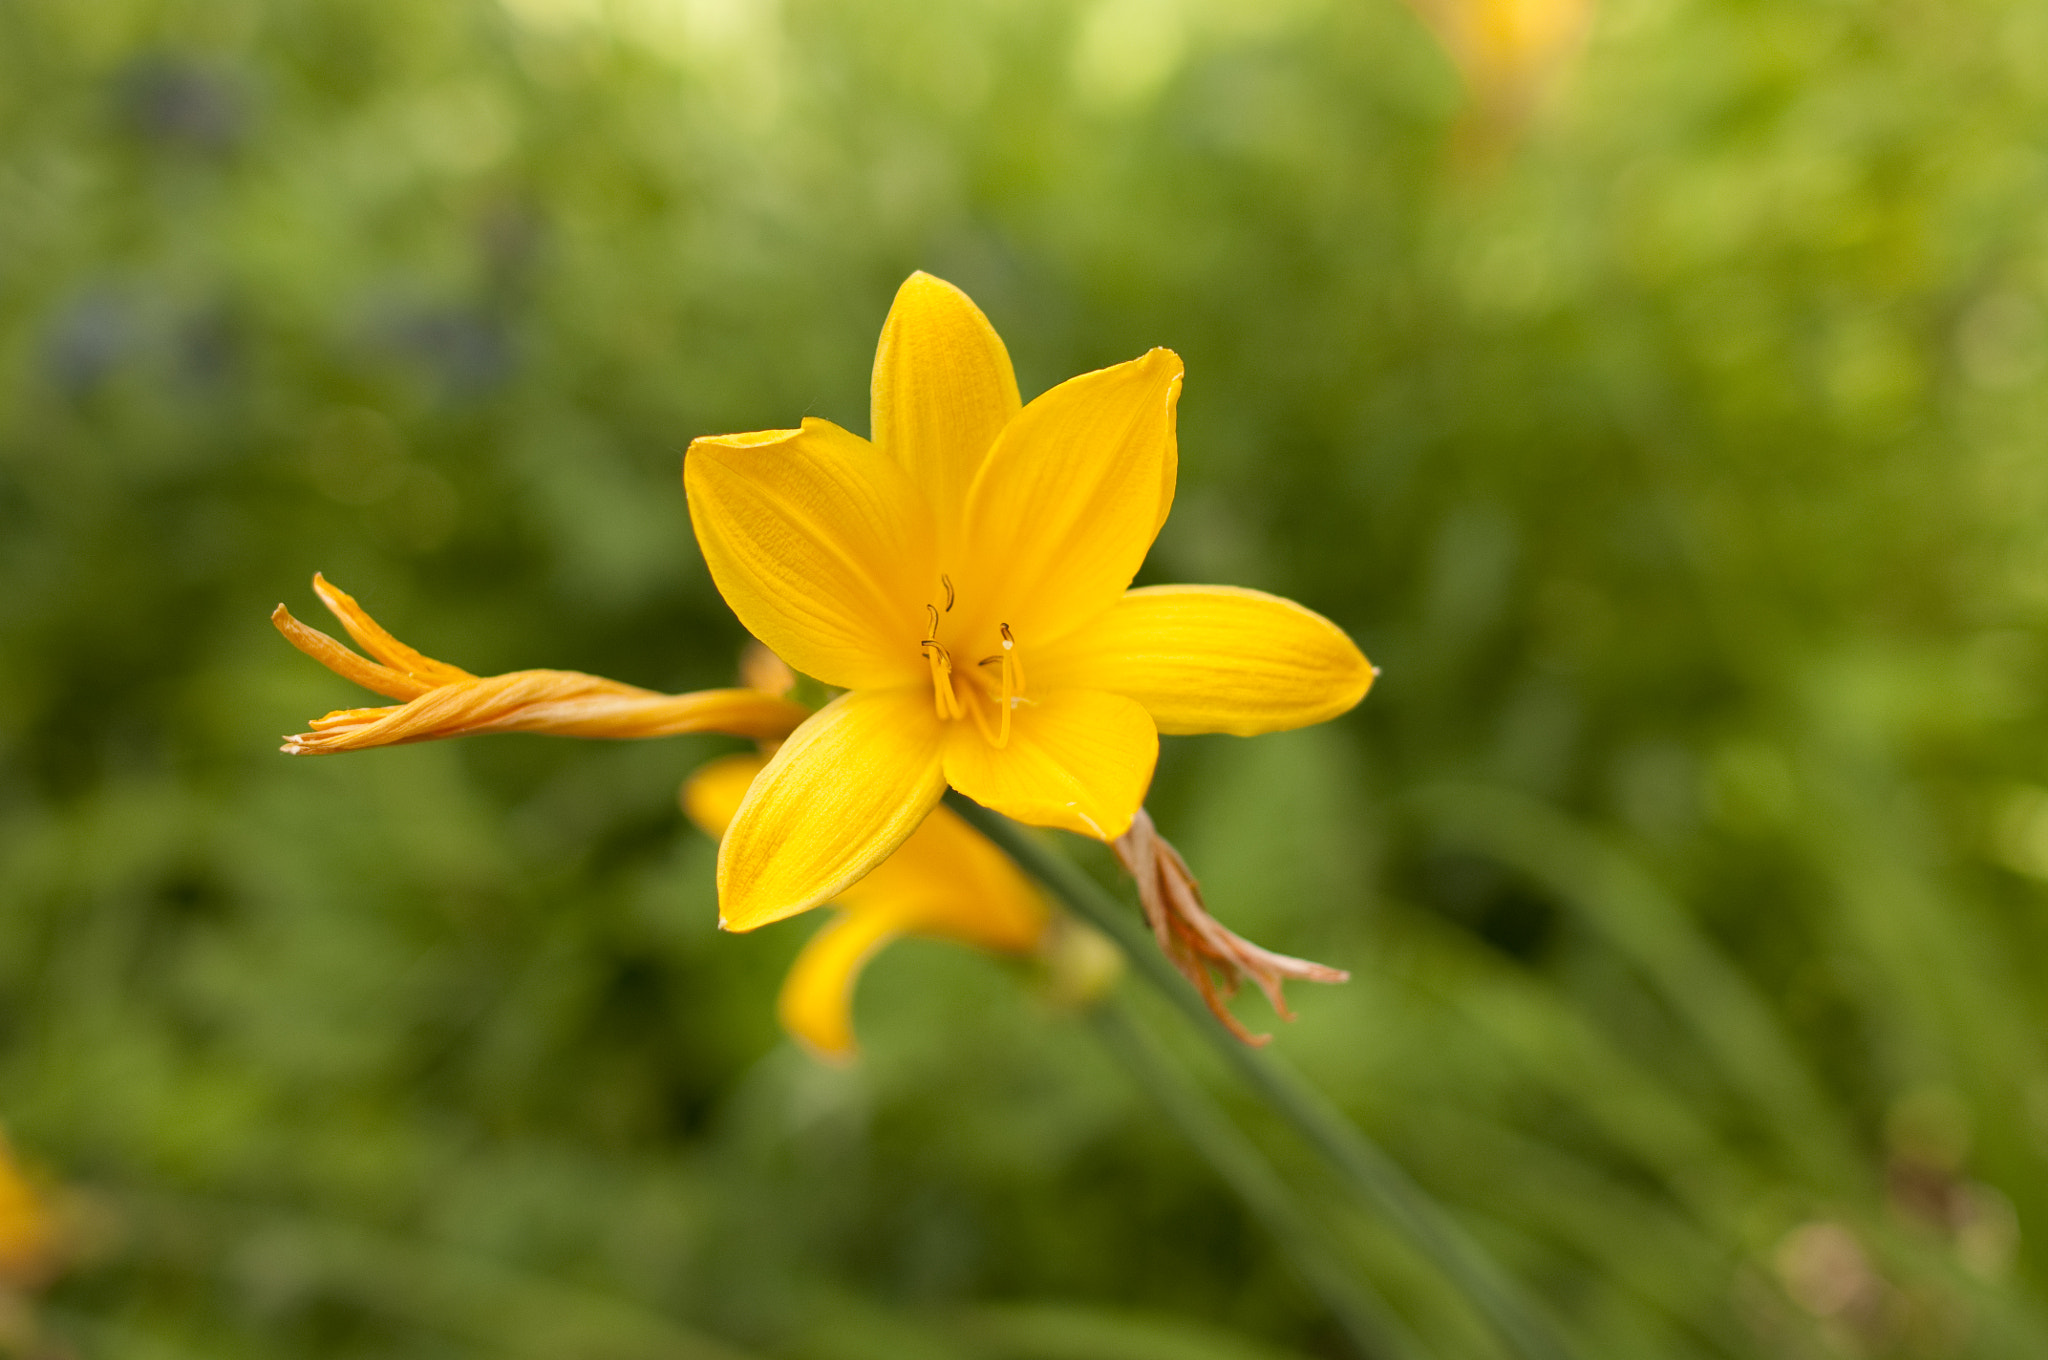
[995,623,1016,748]
[925,604,940,639]
[941,574,955,612]
[999,622,1025,694]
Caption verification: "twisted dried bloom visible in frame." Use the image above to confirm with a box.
[273,574,808,754]
[1115,808,1348,1043]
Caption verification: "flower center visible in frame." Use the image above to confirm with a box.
[920,574,1024,746]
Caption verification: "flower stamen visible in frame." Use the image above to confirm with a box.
[961,684,1005,746]
[995,622,1018,747]
[1000,622,1025,694]
[973,625,1025,747]
[922,599,964,721]
[921,639,961,720]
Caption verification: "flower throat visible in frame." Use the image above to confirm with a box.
[919,573,1024,747]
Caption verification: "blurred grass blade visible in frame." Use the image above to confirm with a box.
[947,794,1576,1360]
[119,1190,760,1360]
[1090,997,1427,1360]
[1805,757,2048,1241]
[954,1302,1321,1360]
[1410,781,1853,1190]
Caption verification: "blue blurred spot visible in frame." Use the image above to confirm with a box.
[118,56,246,152]
[44,289,134,395]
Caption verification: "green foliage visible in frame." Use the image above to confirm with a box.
[5,0,2048,1354]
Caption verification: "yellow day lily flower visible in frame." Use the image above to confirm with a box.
[1404,0,1592,126]
[0,1129,58,1293]
[273,574,808,753]
[684,752,1050,1060]
[686,273,1375,932]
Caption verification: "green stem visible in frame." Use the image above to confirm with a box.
[1090,997,1427,1360]
[947,793,1576,1360]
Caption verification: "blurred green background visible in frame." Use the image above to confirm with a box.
[7,0,2048,1354]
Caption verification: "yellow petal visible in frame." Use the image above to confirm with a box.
[776,909,903,1062]
[691,753,1047,952]
[775,808,1049,1060]
[719,687,947,931]
[271,604,429,701]
[838,801,1050,953]
[694,748,1049,1060]
[870,273,1021,548]
[1036,584,1375,737]
[943,689,1157,840]
[739,641,797,697]
[682,751,766,839]
[686,420,935,691]
[774,828,1049,1060]
[953,349,1183,647]
[311,574,475,688]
